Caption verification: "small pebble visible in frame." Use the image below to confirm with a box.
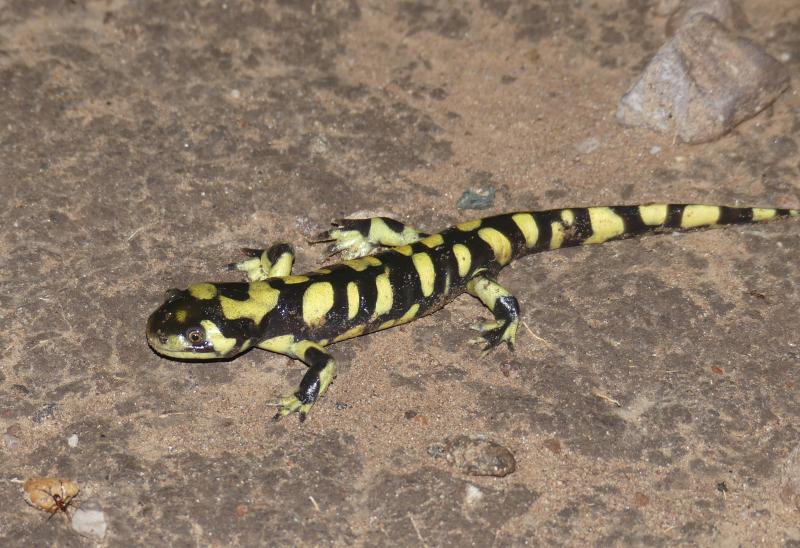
[71,501,107,540]
[633,492,651,507]
[431,435,516,477]
[575,137,600,154]
[67,434,79,448]
[309,136,329,155]
[543,438,562,454]
[2,433,18,449]
[650,145,662,155]
[229,89,241,99]
[32,403,58,423]
[457,186,496,210]
[465,484,484,505]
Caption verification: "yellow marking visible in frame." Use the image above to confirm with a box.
[478,227,513,265]
[293,340,325,361]
[397,303,420,325]
[393,244,413,256]
[188,283,217,300]
[369,219,419,247]
[290,340,337,394]
[420,233,444,248]
[370,218,389,236]
[379,319,396,330]
[151,348,210,360]
[343,256,382,272]
[467,276,510,309]
[401,226,421,244]
[550,222,565,249]
[373,270,393,319]
[200,319,237,355]
[412,253,436,297]
[752,208,777,222]
[175,309,187,323]
[452,243,472,277]
[639,204,668,226]
[333,325,365,342]
[218,282,280,324]
[314,268,332,275]
[319,359,337,393]
[282,275,309,284]
[347,282,360,320]
[456,219,481,231]
[221,296,266,324]
[249,281,280,304]
[258,334,295,354]
[512,213,539,247]
[560,209,575,225]
[682,205,721,228]
[585,207,625,244]
[269,253,294,277]
[791,210,799,217]
[302,282,334,327]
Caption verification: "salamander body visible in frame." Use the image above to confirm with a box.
[146,204,798,419]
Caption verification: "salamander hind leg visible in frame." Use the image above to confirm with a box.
[273,341,337,422]
[314,217,427,259]
[227,243,295,281]
[466,275,520,352]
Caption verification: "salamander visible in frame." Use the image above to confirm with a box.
[146,204,799,420]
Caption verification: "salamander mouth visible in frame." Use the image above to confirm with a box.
[145,330,222,359]
[146,311,219,359]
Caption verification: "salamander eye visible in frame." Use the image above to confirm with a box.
[186,328,205,345]
[164,288,181,302]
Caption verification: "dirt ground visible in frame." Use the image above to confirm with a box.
[1,0,799,545]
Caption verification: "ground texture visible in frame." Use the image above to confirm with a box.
[1,0,799,545]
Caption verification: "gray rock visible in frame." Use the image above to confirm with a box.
[617,14,789,144]
[666,0,748,36]
[71,500,108,540]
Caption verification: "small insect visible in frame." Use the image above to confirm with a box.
[23,477,80,517]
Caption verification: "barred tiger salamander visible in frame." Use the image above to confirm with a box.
[146,204,798,420]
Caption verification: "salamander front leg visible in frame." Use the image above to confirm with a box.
[227,243,295,281]
[314,217,427,259]
[466,275,520,351]
[271,340,337,422]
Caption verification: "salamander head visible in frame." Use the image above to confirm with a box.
[146,284,255,360]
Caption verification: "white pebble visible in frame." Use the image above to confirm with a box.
[465,484,484,505]
[650,145,662,155]
[71,502,107,540]
[67,434,79,448]
[230,89,241,99]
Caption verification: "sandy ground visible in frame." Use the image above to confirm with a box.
[1,0,799,545]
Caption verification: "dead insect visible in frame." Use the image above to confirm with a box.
[23,477,80,517]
